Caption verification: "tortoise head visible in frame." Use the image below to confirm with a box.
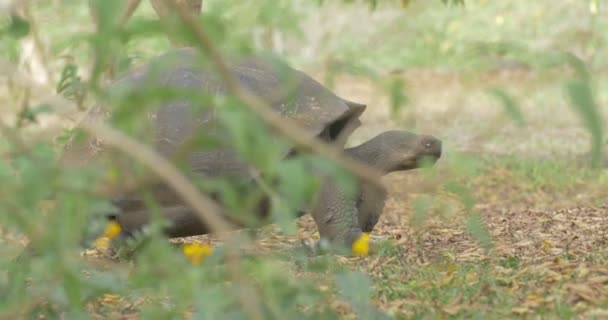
[350,130,442,173]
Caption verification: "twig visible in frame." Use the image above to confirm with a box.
[162,0,384,189]
[18,1,53,88]
[0,115,29,154]
[80,122,235,234]
[150,0,203,46]
[119,0,143,26]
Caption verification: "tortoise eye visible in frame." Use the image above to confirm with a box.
[424,142,432,148]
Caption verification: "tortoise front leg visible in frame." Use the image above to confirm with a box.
[357,183,387,233]
[310,180,364,251]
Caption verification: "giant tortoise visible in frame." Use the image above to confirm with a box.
[60,47,368,237]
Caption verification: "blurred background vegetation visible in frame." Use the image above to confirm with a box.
[1,0,608,319]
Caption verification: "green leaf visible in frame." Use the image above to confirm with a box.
[276,158,320,214]
[565,79,603,168]
[89,0,124,31]
[7,14,30,39]
[335,271,372,311]
[488,88,526,127]
[499,256,520,270]
[411,194,432,227]
[442,0,466,6]
[465,213,493,250]
[444,181,474,212]
[17,104,53,125]
[562,52,590,81]
[389,77,408,116]
[335,271,388,319]
[62,269,84,311]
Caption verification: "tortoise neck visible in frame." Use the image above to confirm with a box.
[345,140,389,174]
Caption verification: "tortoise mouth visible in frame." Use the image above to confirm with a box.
[391,159,418,171]
[392,153,441,171]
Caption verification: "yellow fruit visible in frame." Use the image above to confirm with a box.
[352,233,370,256]
[94,237,110,250]
[183,243,214,265]
[103,221,122,239]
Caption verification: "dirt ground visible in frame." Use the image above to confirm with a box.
[161,67,608,317]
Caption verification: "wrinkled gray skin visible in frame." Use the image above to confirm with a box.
[60,47,367,238]
[310,130,442,250]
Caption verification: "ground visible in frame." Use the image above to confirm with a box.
[6,60,608,320]
[110,68,606,318]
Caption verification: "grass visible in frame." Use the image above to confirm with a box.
[304,153,608,318]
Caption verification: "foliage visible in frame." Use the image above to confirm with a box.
[1,0,607,319]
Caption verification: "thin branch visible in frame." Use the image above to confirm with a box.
[0,115,29,153]
[79,122,235,234]
[162,0,383,189]
[150,0,203,46]
[18,2,53,88]
[118,0,143,26]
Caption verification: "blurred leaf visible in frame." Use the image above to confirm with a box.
[445,181,493,248]
[193,286,237,320]
[565,79,603,168]
[276,158,319,209]
[111,53,136,77]
[63,269,85,313]
[88,0,130,83]
[465,213,493,250]
[335,271,372,315]
[336,272,372,302]
[89,0,124,31]
[499,256,520,269]
[442,0,466,6]
[318,160,358,201]
[487,87,526,127]
[336,271,388,319]
[562,52,591,81]
[389,77,408,116]
[324,59,378,89]
[57,62,87,105]
[269,196,298,235]
[368,0,379,10]
[444,181,474,212]
[6,14,30,39]
[17,104,53,125]
[273,158,320,232]
[123,18,165,39]
[411,194,432,227]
